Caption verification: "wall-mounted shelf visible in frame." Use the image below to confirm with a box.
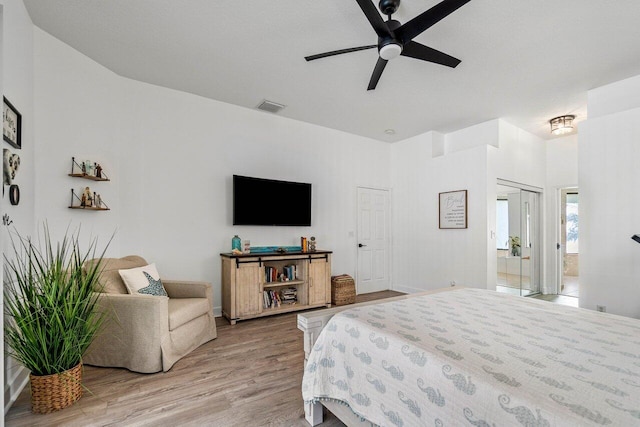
[68,173,110,182]
[68,188,110,211]
[69,206,110,211]
[68,156,111,211]
[69,157,109,181]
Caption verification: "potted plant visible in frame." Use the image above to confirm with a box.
[3,225,109,414]
[508,235,521,257]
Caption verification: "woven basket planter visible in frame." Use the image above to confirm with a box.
[30,363,83,414]
[331,275,356,306]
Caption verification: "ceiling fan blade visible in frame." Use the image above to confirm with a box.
[401,41,461,68]
[396,0,471,43]
[305,45,376,62]
[367,57,388,91]
[355,0,393,38]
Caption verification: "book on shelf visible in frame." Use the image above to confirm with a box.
[265,264,298,283]
[263,287,297,309]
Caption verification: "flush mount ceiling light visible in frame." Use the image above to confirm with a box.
[384,128,396,135]
[550,115,575,135]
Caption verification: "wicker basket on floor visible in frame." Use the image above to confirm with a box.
[331,275,356,306]
[30,363,83,414]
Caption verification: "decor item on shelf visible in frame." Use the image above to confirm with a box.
[509,235,521,256]
[83,187,93,207]
[243,240,251,254]
[550,115,575,135]
[3,224,110,413]
[3,97,22,149]
[69,157,109,181]
[3,148,20,185]
[309,236,317,252]
[301,236,308,252]
[84,160,94,176]
[69,188,110,211]
[232,235,242,252]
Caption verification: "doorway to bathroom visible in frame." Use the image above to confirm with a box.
[559,188,579,297]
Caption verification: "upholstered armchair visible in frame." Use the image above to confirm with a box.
[82,256,217,373]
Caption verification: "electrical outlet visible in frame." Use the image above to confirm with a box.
[596,305,606,313]
[450,281,456,287]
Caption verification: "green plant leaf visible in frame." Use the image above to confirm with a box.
[4,223,113,376]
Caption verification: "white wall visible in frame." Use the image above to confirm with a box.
[32,28,392,316]
[1,0,35,415]
[390,129,489,293]
[580,75,640,317]
[390,120,548,294]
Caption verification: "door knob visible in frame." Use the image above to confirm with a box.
[358,243,367,248]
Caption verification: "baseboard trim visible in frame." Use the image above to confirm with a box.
[5,365,29,414]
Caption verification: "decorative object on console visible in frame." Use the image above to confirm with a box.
[309,236,317,252]
[243,240,251,253]
[3,148,20,185]
[3,97,22,149]
[232,235,242,252]
[118,263,168,297]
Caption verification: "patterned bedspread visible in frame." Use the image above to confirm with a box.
[302,288,640,426]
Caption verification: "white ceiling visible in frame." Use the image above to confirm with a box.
[23,0,640,142]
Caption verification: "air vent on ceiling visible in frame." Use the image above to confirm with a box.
[257,100,286,114]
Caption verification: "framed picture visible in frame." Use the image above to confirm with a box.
[3,97,22,149]
[439,190,467,229]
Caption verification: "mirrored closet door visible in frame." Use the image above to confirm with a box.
[496,182,541,296]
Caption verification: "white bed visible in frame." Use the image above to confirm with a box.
[298,288,640,426]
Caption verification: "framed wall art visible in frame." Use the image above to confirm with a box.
[3,97,22,149]
[439,190,467,229]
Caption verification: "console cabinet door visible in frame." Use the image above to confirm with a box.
[235,264,262,317]
[308,258,329,305]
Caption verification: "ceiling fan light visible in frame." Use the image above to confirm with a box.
[379,43,402,61]
[550,115,575,135]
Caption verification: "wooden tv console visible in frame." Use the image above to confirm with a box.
[220,250,332,324]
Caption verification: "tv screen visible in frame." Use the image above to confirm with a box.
[233,175,312,226]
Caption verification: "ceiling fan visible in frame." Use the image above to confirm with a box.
[305,0,471,90]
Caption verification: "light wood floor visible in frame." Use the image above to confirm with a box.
[5,290,404,427]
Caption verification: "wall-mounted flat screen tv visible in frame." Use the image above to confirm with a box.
[233,175,312,226]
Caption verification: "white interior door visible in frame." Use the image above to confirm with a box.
[357,187,390,293]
